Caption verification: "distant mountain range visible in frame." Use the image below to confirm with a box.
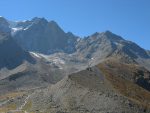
[0,16,150,113]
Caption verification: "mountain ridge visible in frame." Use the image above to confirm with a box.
[10,17,78,54]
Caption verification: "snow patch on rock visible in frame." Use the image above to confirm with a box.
[11,27,23,35]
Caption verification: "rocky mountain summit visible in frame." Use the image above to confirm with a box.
[0,17,150,113]
[76,31,149,60]
[11,17,78,54]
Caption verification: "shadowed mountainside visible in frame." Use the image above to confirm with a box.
[0,32,35,69]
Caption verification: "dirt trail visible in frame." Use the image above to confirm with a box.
[8,94,31,113]
[19,94,31,110]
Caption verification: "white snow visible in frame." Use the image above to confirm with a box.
[11,27,23,36]
[30,52,65,65]
[15,20,27,22]
[23,24,33,30]
[30,52,65,70]
[52,57,65,64]
[12,27,23,32]
[40,54,65,64]
[22,20,27,22]
[38,53,50,60]
[113,42,123,46]
[11,23,33,35]
[77,38,81,42]
[30,52,41,58]
[23,27,29,30]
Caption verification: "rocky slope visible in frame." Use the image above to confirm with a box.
[0,32,67,95]
[74,31,150,71]
[13,59,150,113]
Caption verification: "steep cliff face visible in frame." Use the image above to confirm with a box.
[0,32,34,69]
[12,17,78,54]
[0,17,10,33]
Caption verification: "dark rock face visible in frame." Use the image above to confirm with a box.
[0,17,11,33]
[12,17,78,54]
[135,70,150,91]
[0,32,35,69]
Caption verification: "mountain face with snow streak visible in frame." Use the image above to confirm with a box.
[11,17,78,54]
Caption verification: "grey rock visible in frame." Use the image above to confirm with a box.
[0,31,35,69]
[12,17,78,54]
[0,17,11,33]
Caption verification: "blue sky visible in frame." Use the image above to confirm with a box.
[0,0,150,49]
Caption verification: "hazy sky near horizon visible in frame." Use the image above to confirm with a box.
[0,0,150,49]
